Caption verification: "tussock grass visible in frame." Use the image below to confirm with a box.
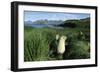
[24,26,90,61]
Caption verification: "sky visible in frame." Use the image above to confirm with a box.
[24,11,90,21]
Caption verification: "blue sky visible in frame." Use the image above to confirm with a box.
[24,11,90,21]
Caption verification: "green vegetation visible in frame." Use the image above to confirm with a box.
[24,24,90,61]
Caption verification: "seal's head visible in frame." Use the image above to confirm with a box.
[61,35,67,40]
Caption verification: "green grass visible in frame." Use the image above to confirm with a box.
[24,26,90,62]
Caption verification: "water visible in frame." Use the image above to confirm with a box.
[30,24,47,28]
[25,24,63,29]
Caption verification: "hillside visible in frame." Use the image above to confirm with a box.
[58,17,90,28]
